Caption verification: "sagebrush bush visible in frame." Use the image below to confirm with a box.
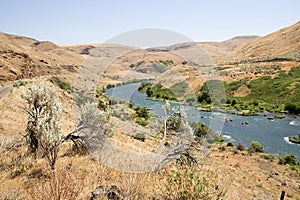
[279,154,299,166]
[22,84,63,170]
[249,141,264,153]
[236,143,245,151]
[132,133,146,142]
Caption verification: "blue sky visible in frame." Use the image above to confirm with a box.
[0,0,299,44]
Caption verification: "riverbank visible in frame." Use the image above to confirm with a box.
[107,82,300,160]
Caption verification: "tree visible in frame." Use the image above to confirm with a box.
[279,154,299,166]
[23,84,63,170]
[64,100,113,153]
[134,106,150,120]
[285,102,300,114]
[152,102,195,169]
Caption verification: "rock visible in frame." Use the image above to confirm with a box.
[91,185,124,200]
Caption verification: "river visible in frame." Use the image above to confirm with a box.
[107,82,300,160]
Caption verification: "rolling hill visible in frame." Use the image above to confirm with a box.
[0,32,82,83]
[225,20,300,62]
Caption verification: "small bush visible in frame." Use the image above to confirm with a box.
[261,153,275,161]
[128,101,134,108]
[249,141,264,153]
[279,154,299,166]
[108,98,118,105]
[134,106,150,120]
[167,166,224,199]
[132,133,146,142]
[164,141,170,147]
[285,102,300,114]
[50,76,73,93]
[135,117,149,126]
[167,116,181,131]
[191,122,209,138]
[236,143,245,151]
[106,84,115,89]
[13,80,27,87]
[226,141,234,147]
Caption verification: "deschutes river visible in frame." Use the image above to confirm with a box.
[107,82,300,160]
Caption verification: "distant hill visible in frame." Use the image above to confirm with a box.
[0,32,82,82]
[199,35,259,59]
[145,35,259,60]
[225,21,300,62]
[1,21,299,92]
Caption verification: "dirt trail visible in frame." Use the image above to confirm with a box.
[0,86,12,99]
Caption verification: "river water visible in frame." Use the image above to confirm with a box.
[107,82,300,160]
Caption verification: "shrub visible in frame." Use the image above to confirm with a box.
[226,141,234,147]
[279,154,299,166]
[22,84,63,170]
[135,117,149,126]
[261,153,275,161]
[158,60,173,66]
[106,84,115,89]
[284,102,300,114]
[236,143,245,151]
[191,122,209,138]
[132,133,146,142]
[134,106,150,120]
[50,76,73,93]
[128,101,134,108]
[98,99,108,110]
[167,115,181,131]
[231,99,237,106]
[167,166,223,199]
[198,80,226,105]
[249,141,264,153]
[13,80,27,87]
[164,141,170,147]
[205,133,224,144]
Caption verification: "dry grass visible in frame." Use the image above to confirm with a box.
[1,140,300,199]
[27,167,83,200]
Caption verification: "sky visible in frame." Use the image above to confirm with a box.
[0,0,299,45]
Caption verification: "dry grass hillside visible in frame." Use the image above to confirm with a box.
[200,35,259,59]
[0,32,82,83]
[225,21,300,62]
[0,81,299,199]
[214,21,300,83]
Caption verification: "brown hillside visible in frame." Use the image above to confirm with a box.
[0,32,83,83]
[227,21,300,61]
[200,35,259,59]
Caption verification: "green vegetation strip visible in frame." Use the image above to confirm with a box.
[138,82,177,101]
[49,76,73,93]
[197,66,300,115]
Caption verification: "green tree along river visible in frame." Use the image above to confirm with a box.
[107,82,300,160]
